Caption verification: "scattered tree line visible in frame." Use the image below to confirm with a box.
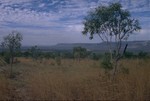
[1,45,149,63]
[1,3,149,78]
[0,31,149,78]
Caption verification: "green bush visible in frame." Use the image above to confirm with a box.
[101,53,113,70]
[124,51,134,58]
[91,53,100,60]
[138,51,148,58]
[3,53,10,64]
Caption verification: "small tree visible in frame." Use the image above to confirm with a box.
[29,46,41,61]
[73,47,87,61]
[82,3,141,75]
[1,31,23,77]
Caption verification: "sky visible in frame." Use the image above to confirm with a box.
[0,0,150,46]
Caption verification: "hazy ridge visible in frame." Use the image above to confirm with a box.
[20,40,150,53]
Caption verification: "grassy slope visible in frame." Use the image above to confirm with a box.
[0,58,150,100]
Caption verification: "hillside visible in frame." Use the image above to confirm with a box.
[16,40,150,53]
[41,40,150,53]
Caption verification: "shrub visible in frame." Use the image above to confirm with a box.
[3,53,10,64]
[138,51,148,59]
[101,53,113,71]
[124,51,134,58]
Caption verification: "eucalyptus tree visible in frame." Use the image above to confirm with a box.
[82,3,141,75]
[1,31,23,77]
[29,46,42,61]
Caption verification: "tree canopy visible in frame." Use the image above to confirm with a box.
[82,3,141,75]
[1,31,23,52]
[82,3,141,41]
[1,31,23,77]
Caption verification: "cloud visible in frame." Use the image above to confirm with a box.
[0,0,32,5]
[129,28,150,41]
[0,0,149,45]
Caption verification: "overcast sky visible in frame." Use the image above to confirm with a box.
[0,0,150,46]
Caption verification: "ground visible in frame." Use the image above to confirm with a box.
[0,58,150,100]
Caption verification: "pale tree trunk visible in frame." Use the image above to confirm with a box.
[113,59,118,76]
[113,38,121,76]
[113,43,128,76]
[10,56,13,77]
[10,50,14,78]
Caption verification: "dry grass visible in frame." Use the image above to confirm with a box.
[0,58,150,100]
[0,74,10,100]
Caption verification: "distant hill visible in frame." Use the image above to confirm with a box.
[47,40,150,53]
[20,40,150,53]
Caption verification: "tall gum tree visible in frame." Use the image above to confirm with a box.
[82,3,141,75]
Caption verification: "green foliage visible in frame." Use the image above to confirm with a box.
[124,51,135,58]
[28,46,42,60]
[19,50,74,60]
[138,51,148,58]
[101,53,113,70]
[23,51,30,58]
[45,52,56,59]
[1,31,23,52]
[82,3,141,75]
[1,31,23,65]
[1,31,23,64]
[62,52,74,59]
[2,52,10,64]
[90,53,102,60]
[0,51,4,57]
[58,52,74,59]
[82,3,141,40]
[15,51,22,57]
[73,47,89,59]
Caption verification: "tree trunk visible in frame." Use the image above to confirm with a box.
[113,59,118,76]
[109,49,113,63]
[123,44,128,55]
[10,53,14,78]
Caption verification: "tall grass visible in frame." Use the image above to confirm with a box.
[0,58,149,100]
[18,58,150,100]
[0,74,10,100]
